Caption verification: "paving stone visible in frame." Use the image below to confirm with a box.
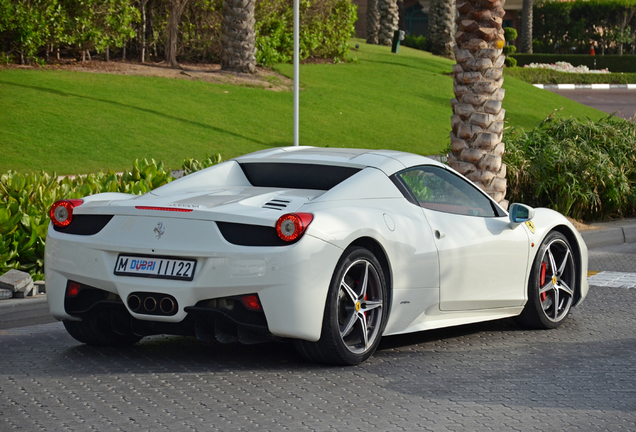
[0,269,33,293]
[0,288,12,299]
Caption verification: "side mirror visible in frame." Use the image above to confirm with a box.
[509,203,535,226]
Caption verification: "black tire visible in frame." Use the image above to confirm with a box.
[515,231,577,329]
[63,318,143,346]
[295,247,388,365]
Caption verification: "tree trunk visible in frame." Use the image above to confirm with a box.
[166,0,188,68]
[106,46,110,62]
[140,0,148,62]
[520,0,533,53]
[449,0,508,209]
[377,0,399,46]
[221,0,257,73]
[430,0,456,58]
[366,0,380,44]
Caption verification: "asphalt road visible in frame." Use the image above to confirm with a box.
[547,88,636,120]
[1,243,635,432]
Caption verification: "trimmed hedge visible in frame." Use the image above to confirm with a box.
[511,54,636,73]
[504,67,636,84]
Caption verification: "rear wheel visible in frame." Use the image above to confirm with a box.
[515,231,577,329]
[63,318,143,346]
[295,247,388,365]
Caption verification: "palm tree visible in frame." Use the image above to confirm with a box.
[448,0,508,208]
[367,0,380,44]
[377,0,399,46]
[221,0,257,74]
[429,0,456,58]
[520,0,533,53]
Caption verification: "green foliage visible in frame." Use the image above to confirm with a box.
[505,113,636,221]
[403,35,427,51]
[505,56,518,67]
[0,155,228,279]
[504,67,636,84]
[512,54,636,73]
[255,0,357,65]
[182,154,223,175]
[533,0,636,54]
[503,45,517,56]
[504,27,518,41]
[0,0,139,63]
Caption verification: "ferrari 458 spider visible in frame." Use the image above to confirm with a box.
[46,147,588,365]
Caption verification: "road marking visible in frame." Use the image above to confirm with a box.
[588,271,636,289]
[588,271,600,276]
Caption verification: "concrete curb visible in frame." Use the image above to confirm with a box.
[0,296,55,330]
[534,83,636,90]
[580,220,636,249]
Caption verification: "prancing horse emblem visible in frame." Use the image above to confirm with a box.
[154,222,165,239]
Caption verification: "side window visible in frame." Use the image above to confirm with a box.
[395,166,498,217]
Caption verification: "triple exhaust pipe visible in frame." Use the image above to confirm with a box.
[127,292,178,316]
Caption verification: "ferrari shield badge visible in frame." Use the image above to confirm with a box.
[525,221,535,234]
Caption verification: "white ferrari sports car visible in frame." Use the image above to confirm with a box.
[46,147,588,365]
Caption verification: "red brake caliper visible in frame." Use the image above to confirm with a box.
[540,262,547,302]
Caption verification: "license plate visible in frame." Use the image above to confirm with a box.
[114,255,196,280]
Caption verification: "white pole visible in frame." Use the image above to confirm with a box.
[293,0,299,146]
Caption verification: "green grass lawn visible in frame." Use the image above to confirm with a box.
[0,38,606,175]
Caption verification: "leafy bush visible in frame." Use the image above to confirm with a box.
[512,54,636,73]
[0,156,221,279]
[182,154,223,175]
[504,114,636,221]
[255,0,357,66]
[504,67,636,84]
[505,56,518,67]
[403,35,427,51]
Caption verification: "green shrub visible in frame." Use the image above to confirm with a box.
[504,114,636,221]
[504,27,518,42]
[504,56,518,67]
[503,45,517,56]
[403,35,427,51]
[255,0,357,66]
[504,67,636,84]
[0,155,221,279]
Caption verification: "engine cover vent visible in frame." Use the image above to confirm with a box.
[262,199,291,210]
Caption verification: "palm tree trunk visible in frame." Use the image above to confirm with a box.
[377,0,399,46]
[520,0,533,53]
[430,0,456,58]
[367,0,380,44]
[449,0,508,208]
[221,0,257,73]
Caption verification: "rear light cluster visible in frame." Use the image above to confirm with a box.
[275,213,313,242]
[50,199,84,227]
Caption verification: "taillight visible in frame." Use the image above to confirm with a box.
[66,281,81,297]
[275,213,313,242]
[241,294,262,311]
[50,199,84,227]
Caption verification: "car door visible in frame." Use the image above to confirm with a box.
[394,165,530,311]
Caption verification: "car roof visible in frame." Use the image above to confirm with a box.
[233,146,443,176]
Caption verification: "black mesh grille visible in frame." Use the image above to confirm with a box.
[217,222,289,246]
[53,215,114,235]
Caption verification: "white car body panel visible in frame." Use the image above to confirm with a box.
[45,146,589,345]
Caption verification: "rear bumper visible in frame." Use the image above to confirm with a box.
[45,216,342,341]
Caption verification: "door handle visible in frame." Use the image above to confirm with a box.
[435,230,445,239]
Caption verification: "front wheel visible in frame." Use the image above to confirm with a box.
[515,231,577,329]
[295,247,388,365]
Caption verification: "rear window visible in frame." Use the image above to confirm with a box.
[239,163,361,190]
